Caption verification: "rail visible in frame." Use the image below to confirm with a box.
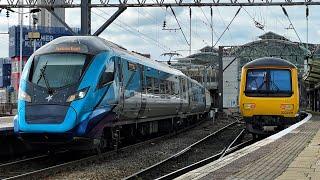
[1,117,210,179]
[125,117,247,180]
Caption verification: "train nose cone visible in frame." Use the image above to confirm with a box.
[25,105,71,124]
[19,105,77,133]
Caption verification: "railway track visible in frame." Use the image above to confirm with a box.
[125,118,254,180]
[0,116,220,180]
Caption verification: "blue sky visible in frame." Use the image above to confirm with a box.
[0,5,319,61]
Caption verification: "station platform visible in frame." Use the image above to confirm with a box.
[0,116,14,134]
[177,113,319,180]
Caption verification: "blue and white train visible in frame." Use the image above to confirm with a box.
[14,36,212,150]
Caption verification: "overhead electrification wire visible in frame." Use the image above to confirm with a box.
[242,7,265,31]
[92,9,171,51]
[149,0,210,49]
[199,7,219,39]
[178,9,211,47]
[281,6,302,44]
[95,8,170,51]
[213,7,242,47]
[169,6,190,46]
[215,6,235,44]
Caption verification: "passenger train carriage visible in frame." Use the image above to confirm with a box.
[14,36,211,150]
[239,57,299,135]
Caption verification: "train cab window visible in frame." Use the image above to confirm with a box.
[98,59,115,88]
[245,69,292,97]
[30,53,87,89]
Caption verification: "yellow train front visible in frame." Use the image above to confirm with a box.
[239,57,299,135]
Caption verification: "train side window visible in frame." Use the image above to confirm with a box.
[128,62,137,71]
[98,59,115,88]
[116,57,122,83]
[175,82,179,96]
[154,78,160,94]
[165,81,171,95]
[180,79,185,99]
[170,81,175,95]
[160,80,165,94]
[146,76,153,93]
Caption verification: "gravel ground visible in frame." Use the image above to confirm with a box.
[48,117,237,180]
[135,123,245,179]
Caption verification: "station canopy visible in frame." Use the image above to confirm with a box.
[231,31,312,75]
[303,56,320,84]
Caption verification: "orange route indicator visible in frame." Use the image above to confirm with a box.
[28,32,41,40]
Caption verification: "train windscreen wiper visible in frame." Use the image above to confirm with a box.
[36,61,53,94]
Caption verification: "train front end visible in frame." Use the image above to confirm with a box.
[14,36,117,149]
[239,57,299,135]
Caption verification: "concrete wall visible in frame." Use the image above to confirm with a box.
[223,56,239,108]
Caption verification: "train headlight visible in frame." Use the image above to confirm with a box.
[243,103,256,110]
[280,104,294,111]
[66,87,89,103]
[18,89,31,102]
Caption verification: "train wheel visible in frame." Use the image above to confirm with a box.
[113,129,121,150]
[96,133,107,154]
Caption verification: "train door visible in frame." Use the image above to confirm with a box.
[139,65,147,118]
[116,57,124,113]
[187,80,192,113]
[95,56,117,109]
[144,67,158,118]
[121,59,142,119]
[178,77,183,113]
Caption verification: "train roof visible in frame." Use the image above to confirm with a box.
[34,36,185,77]
[99,38,185,77]
[243,57,297,69]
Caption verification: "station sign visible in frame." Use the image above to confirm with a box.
[9,26,80,58]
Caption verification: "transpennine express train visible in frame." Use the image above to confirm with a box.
[14,36,212,151]
[239,57,299,136]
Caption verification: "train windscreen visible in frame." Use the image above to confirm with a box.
[30,54,87,89]
[245,69,292,97]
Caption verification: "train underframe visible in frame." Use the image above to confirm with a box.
[244,115,298,137]
[19,112,211,152]
[95,112,210,152]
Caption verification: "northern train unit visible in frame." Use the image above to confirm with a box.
[239,57,299,135]
[14,36,212,151]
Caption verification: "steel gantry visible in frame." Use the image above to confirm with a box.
[0,0,320,35]
[1,0,320,8]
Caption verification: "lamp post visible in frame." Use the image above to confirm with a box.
[17,8,40,90]
[30,9,40,53]
[19,1,23,94]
